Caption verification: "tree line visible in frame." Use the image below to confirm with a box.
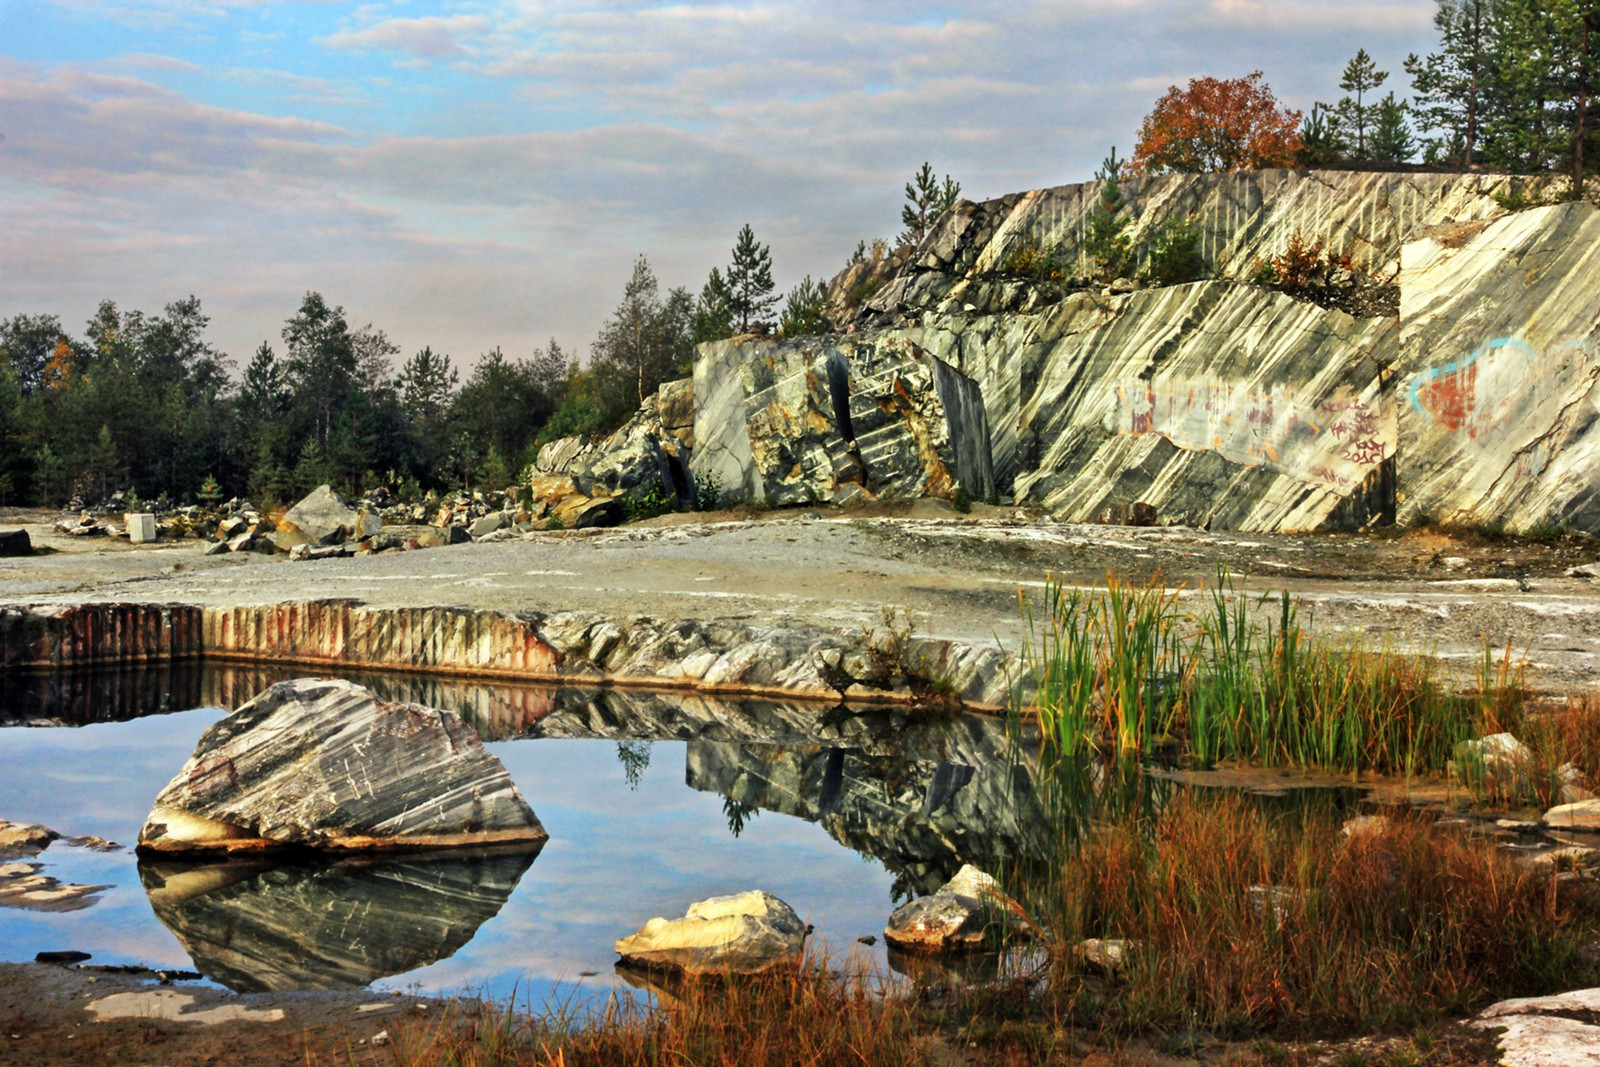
[1127,0,1599,189]
[0,221,840,509]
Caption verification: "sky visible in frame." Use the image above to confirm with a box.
[0,0,1444,376]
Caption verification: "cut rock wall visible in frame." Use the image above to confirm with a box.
[697,171,1600,533]
[1396,201,1600,530]
[0,600,1022,712]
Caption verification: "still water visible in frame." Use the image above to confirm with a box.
[1,664,1034,1003]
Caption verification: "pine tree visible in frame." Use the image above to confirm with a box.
[692,267,735,344]
[1370,92,1419,163]
[779,276,828,337]
[898,162,962,247]
[1298,103,1344,165]
[1405,0,1499,166]
[1325,49,1389,158]
[725,224,776,333]
[1084,174,1133,281]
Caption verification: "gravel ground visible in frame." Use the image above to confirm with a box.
[7,502,1600,693]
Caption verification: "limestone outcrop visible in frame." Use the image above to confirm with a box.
[0,599,1022,710]
[671,170,1600,533]
[614,890,807,975]
[532,377,700,521]
[137,678,548,853]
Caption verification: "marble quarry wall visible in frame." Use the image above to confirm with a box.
[694,170,1600,534]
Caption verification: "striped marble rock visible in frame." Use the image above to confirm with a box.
[137,678,547,852]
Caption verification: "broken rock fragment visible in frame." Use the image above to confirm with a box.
[884,864,1028,952]
[615,890,807,975]
[137,678,547,853]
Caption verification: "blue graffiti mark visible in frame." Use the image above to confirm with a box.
[1407,336,1533,416]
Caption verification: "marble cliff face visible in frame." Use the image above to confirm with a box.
[689,170,1600,534]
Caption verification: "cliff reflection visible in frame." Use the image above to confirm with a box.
[139,847,539,993]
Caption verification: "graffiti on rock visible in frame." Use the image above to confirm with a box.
[1408,336,1599,478]
[1115,378,1394,489]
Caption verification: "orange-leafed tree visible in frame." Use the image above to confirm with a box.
[1127,72,1304,175]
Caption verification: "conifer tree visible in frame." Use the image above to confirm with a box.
[779,276,828,337]
[692,267,735,344]
[898,162,961,247]
[1405,0,1499,166]
[725,224,776,333]
[1370,93,1419,163]
[1325,49,1389,158]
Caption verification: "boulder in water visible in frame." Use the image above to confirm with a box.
[137,678,547,853]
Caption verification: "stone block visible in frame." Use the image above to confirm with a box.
[125,512,157,544]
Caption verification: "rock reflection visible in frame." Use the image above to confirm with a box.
[139,846,540,993]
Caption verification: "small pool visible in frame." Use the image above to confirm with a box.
[0,664,1036,1004]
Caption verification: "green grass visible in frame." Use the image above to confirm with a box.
[1019,570,1522,777]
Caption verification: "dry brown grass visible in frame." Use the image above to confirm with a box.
[1030,792,1599,1037]
[381,955,922,1067]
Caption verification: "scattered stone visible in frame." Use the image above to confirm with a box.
[0,819,58,859]
[88,987,286,1025]
[1247,884,1297,924]
[1523,846,1599,871]
[61,835,121,852]
[0,530,31,557]
[273,484,379,551]
[468,512,508,539]
[614,890,807,975]
[1450,732,1535,798]
[203,540,230,556]
[1473,987,1600,1066]
[1075,938,1134,976]
[884,865,1028,952]
[1339,814,1392,839]
[552,494,625,529]
[34,951,91,964]
[137,678,548,853]
[1544,798,1600,831]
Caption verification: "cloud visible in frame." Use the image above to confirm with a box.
[319,15,494,62]
[2,2,1449,367]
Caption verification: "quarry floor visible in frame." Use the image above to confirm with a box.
[7,502,1600,695]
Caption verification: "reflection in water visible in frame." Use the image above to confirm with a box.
[615,740,652,791]
[7,662,1372,996]
[139,847,540,993]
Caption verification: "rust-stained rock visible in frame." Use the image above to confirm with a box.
[884,864,1028,952]
[137,678,548,853]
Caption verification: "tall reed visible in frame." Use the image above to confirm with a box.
[1021,569,1523,777]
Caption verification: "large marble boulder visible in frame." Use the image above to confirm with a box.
[614,890,807,975]
[273,485,380,551]
[884,864,1028,952]
[137,679,547,853]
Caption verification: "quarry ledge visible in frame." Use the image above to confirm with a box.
[0,598,1020,714]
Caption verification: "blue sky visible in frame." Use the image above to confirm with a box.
[1,0,1441,373]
